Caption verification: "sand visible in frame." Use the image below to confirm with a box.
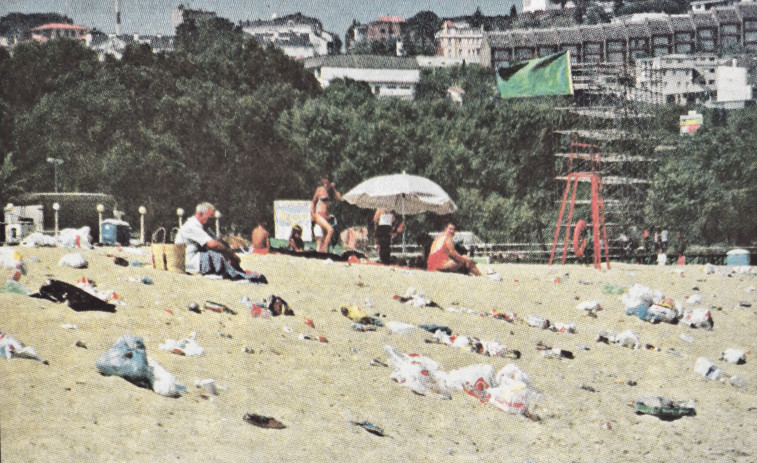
[1,246,756,462]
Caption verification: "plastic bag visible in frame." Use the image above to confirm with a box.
[148,357,182,397]
[694,357,721,380]
[96,335,152,389]
[496,364,531,387]
[59,253,88,269]
[384,345,450,399]
[487,381,532,415]
[58,227,93,249]
[720,349,746,364]
[681,308,713,329]
[621,284,663,309]
[0,333,43,361]
[446,364,495,392]
[159,332,205,356]
[386,321,416,336]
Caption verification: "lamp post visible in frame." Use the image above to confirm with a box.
[52,202,60,237]
[177,208,185,228]
[138,206,146,244]
[96,204,105,244]
[46,157,64,192]
[214,210,221,237]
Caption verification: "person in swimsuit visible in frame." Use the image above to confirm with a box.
[251,220,270,255]
[427,223,481,276]
[311,174,342,253]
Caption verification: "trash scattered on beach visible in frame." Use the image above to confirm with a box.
[694,357,722,380]
[576,300,603,317]
[596,329,641,350]
[159,332,205,356]
[0,332,46,363]
[350,420,385,436]
[30,280,117,312]
[58,253,88,269]
[195,379,218,395]
[720,349,746,364]
[204,301,236,315]
[634,396,696,419]
[394,288,439,308]
[681,308,714,330]
[243,413,286,429]
[341,305,382,326]
[96,334,184,397]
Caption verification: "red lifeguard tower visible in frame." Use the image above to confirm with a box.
[549,132,610,270]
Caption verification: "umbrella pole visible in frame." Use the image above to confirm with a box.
[402,213,406,255]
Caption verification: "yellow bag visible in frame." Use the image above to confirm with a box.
[151,228,167,271]
[165,228,185,273]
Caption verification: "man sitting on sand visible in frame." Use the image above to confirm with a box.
[251,220,270,255]
[427,223,481,276]
[175,202,266,283]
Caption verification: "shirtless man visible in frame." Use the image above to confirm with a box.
[426,223,481,276]
[251,221,270,255]
[311,174,342,253]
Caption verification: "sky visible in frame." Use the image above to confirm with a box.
[1,1,519,37]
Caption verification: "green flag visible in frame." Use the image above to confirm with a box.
[496,50,573,99]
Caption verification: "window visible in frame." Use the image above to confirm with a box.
[585,43,601,52]
[494,49,511,60]
[721,36,739,47]
[607,41,624,51]
[653,47,670,57]
[698,29,713,38]
[675,43,692,53]
[515,47,534,59]
[675,32,693,42]
[699,39,715,51]
[538,47,556,56]
[630,38,647,48]
[721,25,738,34]
[745,31,757,42]
[745,20,757,30]
[607,51,624,62]
[653,36,670,45]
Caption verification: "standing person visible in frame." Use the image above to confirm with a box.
[175,202,266,283]
[661,228,669,253]
[427,222,481,276]
[251,220,270,255]
[311,174,342,253]
[373,208,403,265]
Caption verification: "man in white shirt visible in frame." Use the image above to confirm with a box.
[175,202,265,283]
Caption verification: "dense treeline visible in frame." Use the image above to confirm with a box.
[1,17,755,246]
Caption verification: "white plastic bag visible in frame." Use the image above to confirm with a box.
[158,332,205,356]
[0,333,43,361]
[720,349,746,364]
[446,364,495,392]
[487,381,532,415]
[576,300,601,313]
[385,345,450,399]
[148,357,182,397]
[621,284,664,309]
[694,357,721,380]
[496,364,531,387]
[647,304,678,323]
[59,252,88,269]
[681,308,713,329]
[386,321,416,336]
[58,226,93,249]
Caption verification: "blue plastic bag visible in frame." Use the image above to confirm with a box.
[96,334,152,389]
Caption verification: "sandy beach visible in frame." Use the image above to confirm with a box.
[1,246,755,462]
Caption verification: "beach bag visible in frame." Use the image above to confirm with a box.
[151,228,167,271]
[165,228,185,273]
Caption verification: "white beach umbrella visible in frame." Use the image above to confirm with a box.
[343,172,457,252]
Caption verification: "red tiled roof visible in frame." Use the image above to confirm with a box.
[377,16,405,23]
[31,23,88,31]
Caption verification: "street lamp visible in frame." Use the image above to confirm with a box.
[52,202,60,237]
[177,208,185,228]
[96,204,105,244]
[214,210,221,237]
[138,206,147,244]
[46,157,64,192]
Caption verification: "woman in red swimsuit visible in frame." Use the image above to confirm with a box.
[427,223,481,276]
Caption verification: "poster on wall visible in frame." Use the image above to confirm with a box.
[273,200,312,242]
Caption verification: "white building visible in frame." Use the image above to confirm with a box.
[435,20,483,61]
[242,13,337,59]
[631,54,751,107]
[521,0,575,14]
[304,55,420,100]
